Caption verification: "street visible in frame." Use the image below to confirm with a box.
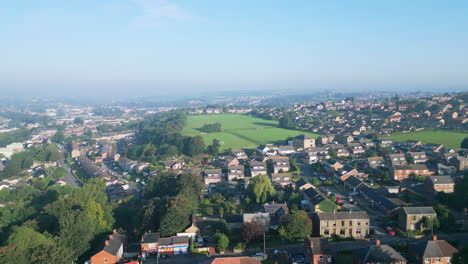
[57,143,81,187]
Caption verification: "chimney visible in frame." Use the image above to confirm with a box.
[375,240,380,246]
[433,236,437,241]
[105,240,109,245]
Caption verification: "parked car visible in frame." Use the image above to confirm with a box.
[386,227,395,236]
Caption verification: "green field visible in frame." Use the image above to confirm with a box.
[390,130,467,148]
[182,114,320,150]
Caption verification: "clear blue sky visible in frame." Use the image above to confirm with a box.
[1,0,467,97]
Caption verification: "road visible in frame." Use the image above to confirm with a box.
[57,144,81,188]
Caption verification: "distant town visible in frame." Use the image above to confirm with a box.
[0,91,467,264]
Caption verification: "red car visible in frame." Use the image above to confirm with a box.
[335,197,342,203]
[386,227,395,236]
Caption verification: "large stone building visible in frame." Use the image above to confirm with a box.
[293,134,315,150]
[313,211,369,239]
[398,207,437,231]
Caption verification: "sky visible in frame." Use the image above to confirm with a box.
[1,0,467,98]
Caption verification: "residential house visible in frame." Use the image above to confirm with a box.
[338,168,360,182]
[243,213,270,230]
[391,164,433,181]
[379,138,394,147]
[227,165,245,181]
[453,156,468,171]
[336,134,354,144]
[359,185,400,215]
[437,163,457,175]
[257,144,272,155]
[293,134,315,150]
[398,207,437,231]
[422,143,444,154]
[295,178,314,191]
[250,161,267,176]
[204,169,222,185]
[386,154,407,166]
[347,143,365,155]
[262,203,289,228]
[359,138,375,149]
[353,240,407,264]
[306,147,331,163]
[140,232,189,256]
[366,157,385,168]
[278,145,296,155]
[163,159,185,170]
[302,187,333,213]
[313,211,370,239]
[330,144,350,157]
[304,237,333,264]
[271,156,290,173]
[317,136,329,146]
[344,176,366,193]
[230,149,248,160]
[408,236,458,264]
[324,160,344,173]
[270,173,293,188]
[407,152,428,164]
[90,230,125,264]
[424,176,455,194]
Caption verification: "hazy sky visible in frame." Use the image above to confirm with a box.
[1,0,467,97]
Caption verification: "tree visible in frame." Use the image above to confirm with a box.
[73,117,84,125]
[312,177,321,186]
[461,137,468,149]
[246,174,275,204]
[279,112,295,129]
[207,139,221,155]
[52,131,65,144]
[186,136,205,157]
[240,221,264,245]
[279,210,312,240]
[216,233,229,252]
[48,151,62,162]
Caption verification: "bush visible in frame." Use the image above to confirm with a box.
[234,242,245,250]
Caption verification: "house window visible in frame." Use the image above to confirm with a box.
[340,229,345,235]
[327,257,332,262]
[447,257,452,263]
[357,221,361,226]
[356,229,361,234]
[349,221,353,226]
[413,216,416,221]
[324,229,329,235]
[341,221,345,226]
[104,259,107,263]
[333,221,336,227]
[436,258,440,262]
[319,256,323,262]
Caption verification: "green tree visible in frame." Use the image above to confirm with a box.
[240,221,264,245]
[279,112,295,129]
[312,177,321,186]
[74,117,84,125]
[247,174,275,204]
[48,151,62,162]
[186,136,205,156]
[461,137,468,149]
[216,233,229,252]
[279,210,312,240]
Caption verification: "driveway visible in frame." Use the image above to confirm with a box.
[57,144,81,187]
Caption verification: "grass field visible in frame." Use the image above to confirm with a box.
[182,114,320,151]
[390,130,467,148]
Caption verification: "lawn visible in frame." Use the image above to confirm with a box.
[182,114,320,151]
[390,130,466,149]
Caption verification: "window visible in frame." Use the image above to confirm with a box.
[323,222,328,227]
[349,221,353,226]
[436,258,440,262]
[341,221,345,226]
[356,229,361,234]
[357,221,361,226]
[319,256,324,262]
[333,221,336,227]
[340,229,345,235]
[324,229,329,235]
[413,216,416,221]
[447,257,452,263]
[104,259,107,263]
[327,257,332,262]
[424,258,430,262]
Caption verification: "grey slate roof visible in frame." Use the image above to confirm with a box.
[317,211,369,221]
[354,244,407,263]
[411,240,458,258]
[402,207,437,215]
[103,231,125,256]
[427,176,454,185]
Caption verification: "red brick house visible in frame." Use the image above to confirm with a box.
[304,237,333,264]
[391,164,433,181]
[408,236,458,264]
[424,176,455,194]
[90,230,125,264]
